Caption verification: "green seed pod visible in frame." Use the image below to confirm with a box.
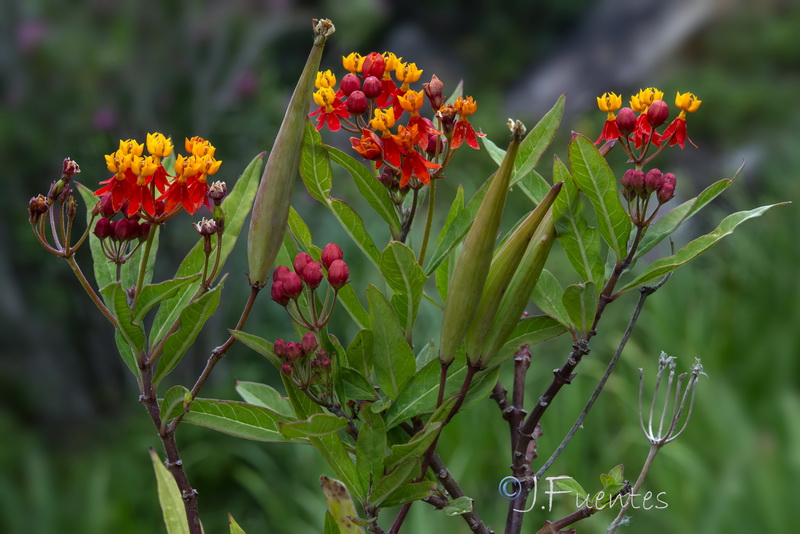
[439,119,525,365]
[479,209,557,367]
[247,19,335,288]
[465,181,562,363]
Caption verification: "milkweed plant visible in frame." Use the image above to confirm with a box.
[28,18,785,534]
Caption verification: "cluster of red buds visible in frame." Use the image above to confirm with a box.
[309,51,484,191]
[621,168,677,227]
[274,333,333,387]
[595,88,702,167]
[271,243,349,330]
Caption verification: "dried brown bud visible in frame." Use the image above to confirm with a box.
[28,194,49,221]
[423,74,444,111]
[62,158,81,178]
[193,217,218,237]
[208,181,227,204]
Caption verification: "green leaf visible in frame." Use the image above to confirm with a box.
[531,269,573,331]
[445,80,463,105]
[568,135,631,261]
[608,464,624,485]
[329,198,381,268]
[384,422,442,472]
[384,357,499,428]
[328,146,401,236]
[553,476,588,499]
[619,203,787,292]
[282,375,322,420]
[635,168,741,260]
[235,381,293,417]
[150,153,262,345]
[379,482,436,508]
[370,458,420,507]
[149,449,190,534]
[182,398,299,442]
[443,496,474,516]
[562,282,598,337]
[114,330,140,378]
[320,476,363,534]
[356,409,387,492]
[279,414,347,439]
[552,157,605,286]
[380,242,425,335]
[154,278,225,386]
[315,436,364,502]
[516,169,553,205]
[435,185,464,302]
[342,367,378,401]
[160,385,190,421]
[336,284,370,330]
[300,121,333,202]
[346,329,373,380]
[492,315,568,367]
[228,513,246,534]
[367,286,415,399]
[132,274,202,325]
[230,330,282,369]
[100,281,145,360]
[288,206,314,251]
[415,340,439,371]
[76,183,115,289]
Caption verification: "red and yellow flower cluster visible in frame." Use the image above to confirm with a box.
[595,88,702,150]
[95,133,222,217]
[308,51,484,189]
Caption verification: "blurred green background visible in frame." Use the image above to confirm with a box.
[2,0,797,532]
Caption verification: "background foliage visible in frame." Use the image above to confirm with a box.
[2,0,797,532]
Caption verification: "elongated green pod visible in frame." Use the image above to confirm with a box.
[439,120,525,364]
[465,181,562,363]
[480,209,556,366]
[247,19,335,287]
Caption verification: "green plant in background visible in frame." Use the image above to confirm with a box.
[26,16,787,534]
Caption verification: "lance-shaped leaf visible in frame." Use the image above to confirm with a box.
[380,242,425,335]
[562,282,599,338]
[569,134,631,261]
[329,197,381,268]
[235,381,293,417]
[342,367,378,401]
[368,286,415,399]
[100,282,145,370]
[465,181,562,362]
[248,20,335,286]
[182,398,300,442]
[320,476,363,534]
[328,146,401,237]
[491,315,568,368]
[385,422,443,472]
[154,277,226,385]
[132,274,201,325]
[160,385,191,421]
[531,269,573,331]
[150,152,263,346]
[314,434,364,502]
[479,210,557,366]
[552,157,605,286]
[346,329,373,380]
[356,408,387,492]
[149,450,190,534]
[230,330,281,369]
[618,203,786,292]
[370,458,420,508]
[76,183,115,289]
[229,514,246,534]
[439,121,525,364]
[444,496,475,517]
[635,167,741,260]
[279,414,348,439]
[435,185,464,302]
[379,482,436,508]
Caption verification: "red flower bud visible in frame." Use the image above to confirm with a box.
[99,193,117,218]
[340,73,361,96]
[327,259,349,290]
[621,169,645,194]
[616,107,636,136]
[282,272,303,299]
[285,342,303,361]
[647,100,669,127]
[293,253,312,276]
[280,362,293,376]
[657,173,677,204]
[361,52,385,78]
[270,280,290,306]
[318,357,332,371]
[362,76,382,99]
[423,74,444,111]
[94,217,113,239]
[273,338,288,358]
[301,332,318,354]
[345,90,368,115]
[112,218,138,241]
[321,243,343,269]
[301,261,324,289]
[138,222,153,241]
[644,168,664,193]
[273,265,292,283]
